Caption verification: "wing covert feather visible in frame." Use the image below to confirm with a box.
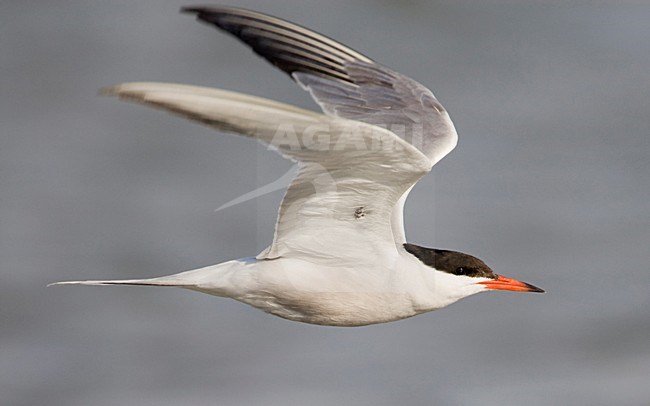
[105,82,431,260]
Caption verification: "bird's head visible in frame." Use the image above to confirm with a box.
[403,243,544,307]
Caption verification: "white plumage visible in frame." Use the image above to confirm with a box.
[51,6,543,327]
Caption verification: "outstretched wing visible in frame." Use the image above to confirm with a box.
[182,6,458,242]
[104,83,431,262]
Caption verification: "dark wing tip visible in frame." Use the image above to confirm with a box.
[180,5,372,84]
[181,5,247,17]
[180,5,230,14]
[180,5,239,24]
[180,5,201,14]
[181,6,252,30]
[180,5,210,16]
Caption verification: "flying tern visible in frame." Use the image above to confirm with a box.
[51,6,543,326]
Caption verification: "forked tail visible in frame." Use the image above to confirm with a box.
[47,259,254,294]
[47,276,194,288]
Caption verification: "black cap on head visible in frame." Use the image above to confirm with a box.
[403,243,496,279]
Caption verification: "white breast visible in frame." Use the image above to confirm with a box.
[196,255,438,326]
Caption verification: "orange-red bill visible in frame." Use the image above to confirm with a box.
[479,275,545,293]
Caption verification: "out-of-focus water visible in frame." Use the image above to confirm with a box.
[2,1,649,405]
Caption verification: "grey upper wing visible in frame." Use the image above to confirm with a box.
[182,6,458,165]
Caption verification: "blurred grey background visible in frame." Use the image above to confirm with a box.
[2,1,649,405]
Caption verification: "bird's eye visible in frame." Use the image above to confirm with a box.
[455,267,470,276]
